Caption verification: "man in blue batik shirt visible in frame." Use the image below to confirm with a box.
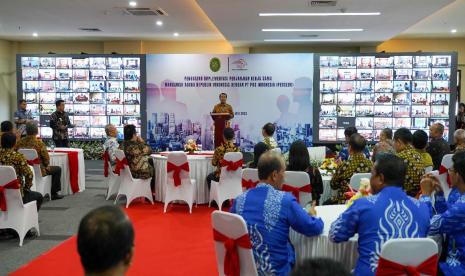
[419,151,465,275]
[337,127,370,162]
[329,154,431,276]
[230,151,323,276]
[14,99,33,138]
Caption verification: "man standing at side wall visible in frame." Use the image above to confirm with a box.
[49,99,74,148]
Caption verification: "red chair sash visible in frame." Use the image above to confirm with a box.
[439,165,452,187]
[376,254,438,276]
[167,162,190,187]
[26,158,41,166]
[0,179,20,211]
[53,150,80,194]
[242,179,259,189]
[281,184,312,203]
[213,229,252,276]
[113,157,128,176]
[221,159,243,171]
[103,151,110,177]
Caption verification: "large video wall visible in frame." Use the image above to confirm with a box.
[315,53,457,143]
[17,55,146,140]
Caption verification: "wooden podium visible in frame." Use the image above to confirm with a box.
[211,113,231,148]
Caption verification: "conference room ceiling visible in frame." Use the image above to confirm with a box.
[196,0,456,46]
[0,0,223,40]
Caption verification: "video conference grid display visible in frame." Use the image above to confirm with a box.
[20,56,142,139]
[318,55,453,142]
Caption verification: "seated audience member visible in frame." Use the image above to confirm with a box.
[262,122,278,149]
[412,129,434,169]
[420,151,465,275]
[329,134,372,204]
[427,123,451,170]
[0,133,43,210]
[230,151,323,275]
[287,140,323,205]
[393,128,425,196]
[16,122,63,200]
[120,125,153,180]
[247,142,268,169]
[0,121,17,147]
[337,127,370,162]
[454,129,465,153]
[206,127,239,189]
[77,206,134,276]
[103,124,119,165]
[330,154,431,276]
[291,258,350,276]
[372,128,395,162]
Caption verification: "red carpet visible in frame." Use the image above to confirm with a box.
[11,202,219,276]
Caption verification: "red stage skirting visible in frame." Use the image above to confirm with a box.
[11,202,218,276]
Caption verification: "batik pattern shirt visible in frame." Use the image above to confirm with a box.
[330,153,372,203]
[13,109,33,137]
[263,137,278,149]
[49,111,72,140]
[0,148,33,195]
[120,141,153,179]
[212,103,234,119]
[16,136,50,176]
[231,183,323,276]
[103,137,119,165]
[421,189,465,275]
[212,141,239,177]
[330,186,431,276]
[396,145,425,196]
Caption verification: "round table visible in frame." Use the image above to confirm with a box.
[48,152,70,195]
[48,148,86,195]
[152,152,214,204]
[290,205,358,270]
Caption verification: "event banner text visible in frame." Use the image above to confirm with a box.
[163,76,295,88]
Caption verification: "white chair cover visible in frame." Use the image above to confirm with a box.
[0,166,40,246]
[308,146,326,162]
[283,171,312,207]
[241,168,259,191]
[425,166,433,173]
[114,150,154,208]
[438,154,453,199]
[164,151,196,213]
[18,148,52,199]
[209,152,243,209]
[211,211,257,276]
[105,154,121,200]
[378,238,438,274]
[350,173,371,191]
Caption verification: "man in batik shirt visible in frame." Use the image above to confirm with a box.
[0,132,43,210]
[206,127,239,189]
[120,125,153,180]
[330,154,430,276]
[419,151,465,275]
[212,92,234,127]
[393,128,425,197]
[329,134,372,204]
[231,151,323,275]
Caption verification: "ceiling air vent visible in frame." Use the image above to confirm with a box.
[300,34,319,38]
[78,28,102,32]
[124,8,167,16]
[310,1,337,7]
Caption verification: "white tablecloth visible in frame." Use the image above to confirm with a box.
[152,153,214,204]
[48,148,86,195]
[320,175,334,204]
[290,205,358,270]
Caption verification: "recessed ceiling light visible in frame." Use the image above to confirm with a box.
[129,1,137,7]
[156,20,163,26]
[264,38,351,42]
[173,32,179,37]
[32,32,38,37]
[262,28,363,32]
[451,29,457,33]
[259,12,380,16]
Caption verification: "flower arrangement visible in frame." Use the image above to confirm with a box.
[319,158,338,175]
[184,139,199,153]
[346,178,371,207]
